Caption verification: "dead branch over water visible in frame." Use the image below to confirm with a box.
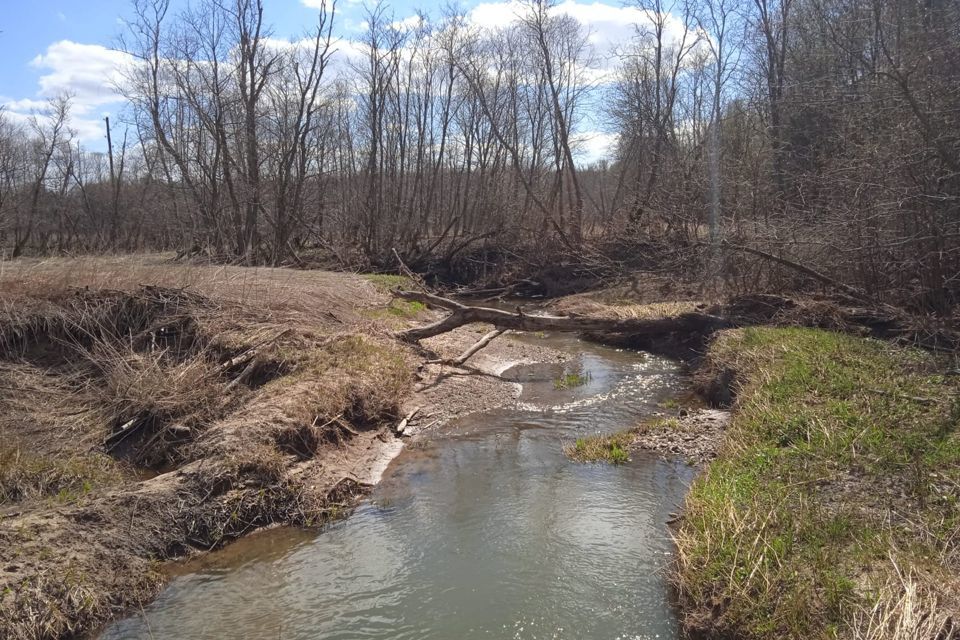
[394,290,734,342]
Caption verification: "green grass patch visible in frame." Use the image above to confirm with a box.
[362,299,427,324]
[0,448,124,505]
[675,327,960,639]
[565,430,634,463]
[389,299,426,317]
[554,371,592,390]
[564,417,682,463]
[362,273,413,292]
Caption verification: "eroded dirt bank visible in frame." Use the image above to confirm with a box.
[0,256,564,640]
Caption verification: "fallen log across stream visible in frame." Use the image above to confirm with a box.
[395,289,960,359]
[393,290,735,343]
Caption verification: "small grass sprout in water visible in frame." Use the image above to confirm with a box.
[554,370,592,390]
[565,431,634,464]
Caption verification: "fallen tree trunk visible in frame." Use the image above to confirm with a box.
[394,290,734,342]
[427,329,506,366]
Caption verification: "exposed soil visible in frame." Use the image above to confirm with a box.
[630,409,731,466]
[399,324,569,436]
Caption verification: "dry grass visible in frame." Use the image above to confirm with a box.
[0,257,421,640]
[90,342,220,421]
[0,447,123,505]
[0,253,387,324]
[551,297,700,320]
[851,560,958,640]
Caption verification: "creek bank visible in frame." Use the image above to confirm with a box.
[0,258,566,640]
[563,323,959,639]
[664,328,958,639]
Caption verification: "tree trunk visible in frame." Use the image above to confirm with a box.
[393,291,733,342]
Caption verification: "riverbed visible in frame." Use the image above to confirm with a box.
[101,334,695,640]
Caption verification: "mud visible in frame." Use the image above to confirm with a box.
[631,408,731,466]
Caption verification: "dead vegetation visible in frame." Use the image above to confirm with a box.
[0,258,415,640]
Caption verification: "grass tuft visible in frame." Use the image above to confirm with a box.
[362,299,427,325]
[362,273,413,292]
[0,448,124,505]
[554,371,592,390]
[565,431,634,463]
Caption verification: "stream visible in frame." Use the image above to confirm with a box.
[101,333,695,640]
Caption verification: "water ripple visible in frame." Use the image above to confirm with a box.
[102,335,695,640]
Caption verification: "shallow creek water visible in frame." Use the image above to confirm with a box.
[101,334,695,640]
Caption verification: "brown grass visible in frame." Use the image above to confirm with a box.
[550,297,700,320]
[0,253,387,324]
[0,256,419,639]
[851,561,958,640]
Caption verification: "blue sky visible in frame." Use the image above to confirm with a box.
[0,0,677,160]
[0,0,416,147]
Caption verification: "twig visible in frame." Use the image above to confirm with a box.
[225,356,260,391]
[865,388,938,405]
[395,407,421,436]
[428,329,506,366]
[392,248,430,293]
[104,416,145,451]
[713,241,875,304]
[217,328,291,373]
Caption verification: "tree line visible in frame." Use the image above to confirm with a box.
[0,0,957,312]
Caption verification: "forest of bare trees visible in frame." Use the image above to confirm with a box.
[0,0,957,312]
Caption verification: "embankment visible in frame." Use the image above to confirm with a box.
[675,327,959,639]
[0,256,560,640]
[573,324,959,639]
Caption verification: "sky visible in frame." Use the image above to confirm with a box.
[0,0,680,162]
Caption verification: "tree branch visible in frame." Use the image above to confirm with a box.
[393,290,733,342]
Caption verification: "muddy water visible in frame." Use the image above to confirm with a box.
[101,334,695,640]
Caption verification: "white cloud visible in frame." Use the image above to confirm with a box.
[468,0,692,74]
[1,98,50,112]
[391,15,424,31]
[30,40,131,108]
[0,41,133,147]
[573,130,619,164]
